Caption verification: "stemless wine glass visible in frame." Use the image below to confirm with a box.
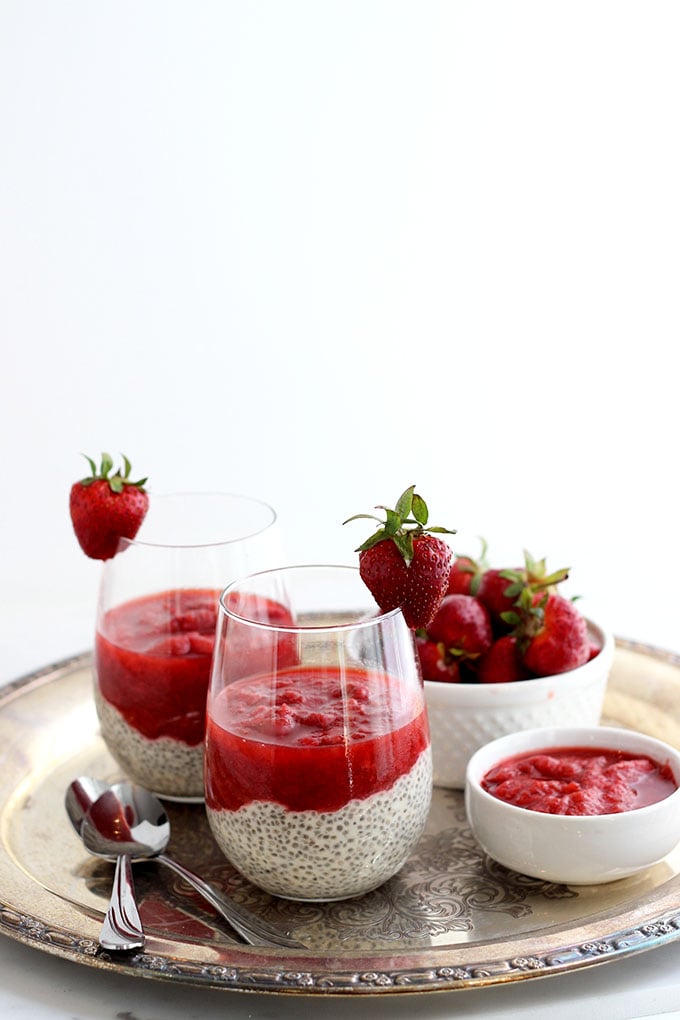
[94,492,281,801]
[204,565,433,901]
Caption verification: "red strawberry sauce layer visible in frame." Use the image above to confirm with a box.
[95,588,220,745]
[205,665,430,813]
[482,746,678,816]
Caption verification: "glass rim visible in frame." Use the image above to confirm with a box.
[218,563,404,634]
[118,490,277,551]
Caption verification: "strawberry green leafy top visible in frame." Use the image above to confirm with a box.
[344,485,455,566]
[79,452,148,494]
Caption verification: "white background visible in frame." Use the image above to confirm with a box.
[2,0,679,676]
[2,1,676,677]
[1,4,679,1017]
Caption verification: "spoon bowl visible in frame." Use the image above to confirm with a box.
[65,776,110,835]
[82,785,169,858]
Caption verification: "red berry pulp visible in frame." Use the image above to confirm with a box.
[205,665,430,813]
[481,746,678,816]
[95,588,221,745]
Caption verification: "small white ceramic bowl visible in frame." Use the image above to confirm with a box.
[424,618,614,789]
[465,725,680,885]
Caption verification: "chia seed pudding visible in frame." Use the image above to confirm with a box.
[206,747,432,900]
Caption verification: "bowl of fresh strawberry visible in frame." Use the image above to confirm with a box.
[419,549,615,789]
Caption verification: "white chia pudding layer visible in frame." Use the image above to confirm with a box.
[94,686,204,800]
[206,747,433,900]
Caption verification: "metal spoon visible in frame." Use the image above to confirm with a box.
[80,779,306,950]
[65,776,110,834]
[65,776,145,952]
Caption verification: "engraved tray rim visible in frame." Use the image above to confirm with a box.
[0,642,679,997]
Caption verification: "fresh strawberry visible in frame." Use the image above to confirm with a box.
[518,592,590,676]
[427,593,493,660]
[478,551,570,629]
[477,567,524,624]
[415,635,461,683]
[69,452,149,560]
[447,541,487,596]
[477,634,531,684]
[447,557,477,595]
[344,485,455,629]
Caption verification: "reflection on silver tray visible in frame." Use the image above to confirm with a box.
[0,643,679,996]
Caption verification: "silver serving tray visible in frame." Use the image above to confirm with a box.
[0,642,679,996]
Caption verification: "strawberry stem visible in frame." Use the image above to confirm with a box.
[79,452,148,493]
[344,485,455,565]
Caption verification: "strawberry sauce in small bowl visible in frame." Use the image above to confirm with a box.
[465,725,680,884]
[480,744,677,815]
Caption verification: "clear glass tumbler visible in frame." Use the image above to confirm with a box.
[94,492,281,801]
[205,565,432,901]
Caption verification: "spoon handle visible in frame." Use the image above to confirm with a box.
[99,854,145,952]
[157,854,305,950]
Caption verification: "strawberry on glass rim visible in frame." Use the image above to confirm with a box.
[344,485,455,630]
[69,452,149,560]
